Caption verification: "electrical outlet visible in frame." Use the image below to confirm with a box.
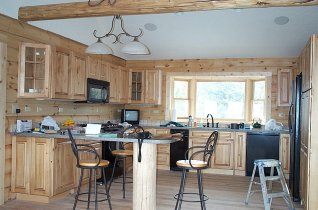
[12,104,19,114]
[37,106,43,112]
[24,106,31,112]
[58,107,63,113]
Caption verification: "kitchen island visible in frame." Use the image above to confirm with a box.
[11,132,179,210]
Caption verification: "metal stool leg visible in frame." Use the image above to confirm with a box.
[73,168,84,210]
[108,157,117,192]
[93,169,98,210]
[87,168,93,210]
[197,169,206,210]
[174,169,188,210]
[102,168,112,210]
[277,165,295,210]
[123,157,126,198]
[245,164,257,205]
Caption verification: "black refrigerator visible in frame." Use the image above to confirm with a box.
[288,73,302,202]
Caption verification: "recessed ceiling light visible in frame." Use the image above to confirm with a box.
[144,23,158,31]
[274,16,289,25]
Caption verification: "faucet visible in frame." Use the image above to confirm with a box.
[206,114,214,128]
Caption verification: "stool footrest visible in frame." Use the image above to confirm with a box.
[174,192,208,203]
[77,192,111,203]
[265,176,280,181]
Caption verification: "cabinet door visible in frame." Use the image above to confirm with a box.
[53,139,76,195]
[145,70,162,105]
[211,138,234,170]
[277,69,292,106]
[71,52,87,100]
[279,134,290,174]
[30,138,51,196]
[234,132,246,171]
[129,69,145,103]
[87,56,101,80]
[18,43,51,98]
[301,91,311,149]
[100,61,109,81]
[51,47,72,99]
[119,67,129,103]
[12,137,31,194]
[301,39,312,92]
[155,129,170,169]
[300,145,308,209]
[109,64,120,102]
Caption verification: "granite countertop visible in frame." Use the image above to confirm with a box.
[13,132,178,145]
[141,125,289,135]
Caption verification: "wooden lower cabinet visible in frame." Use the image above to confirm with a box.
[300,145,308,209]
[155,129,170,170]
[12,137,101,202]
[234,132,246,175]
[279,134,290,176]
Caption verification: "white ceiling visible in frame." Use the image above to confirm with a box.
[1,1,318,60]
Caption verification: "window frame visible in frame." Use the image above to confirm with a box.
[172,79,191,120]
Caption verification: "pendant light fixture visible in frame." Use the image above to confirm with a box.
[85,15,150,55]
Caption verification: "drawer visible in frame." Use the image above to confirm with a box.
[155,129,170,135]
[191,131,234,139]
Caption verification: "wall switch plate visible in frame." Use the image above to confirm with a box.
[12,104,19,114]
[58,107,63,113]
[37,106,42,112]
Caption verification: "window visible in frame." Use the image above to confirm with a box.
[173,80,189,118]
[171,76,267,123]
[251,80,266,123]
[196,82,245,120]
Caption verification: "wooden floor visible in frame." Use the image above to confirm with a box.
[0,170,303,210]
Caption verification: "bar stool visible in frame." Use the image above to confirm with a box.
[67,129,112,210]
[245,159,294,210]
[174,131,218,210]
[108,141,133,198]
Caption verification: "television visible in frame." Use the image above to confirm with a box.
[121,109,140,125]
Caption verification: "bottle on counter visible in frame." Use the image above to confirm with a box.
[188,115,193,127]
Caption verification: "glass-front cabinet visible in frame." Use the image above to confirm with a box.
[18,43,51,98]
[130,70,144,103]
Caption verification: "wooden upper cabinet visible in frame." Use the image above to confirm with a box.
[300,39,313,92]
[128,69,162,105]
[119,67,129,104]
[145,70,162,105]
[109,64,121,103]
[100,60,110,81]
[51,47,72,99]
[87,56,101,80]
[71,52,87,100]
[18,43,51,98]
[277,69,292,106]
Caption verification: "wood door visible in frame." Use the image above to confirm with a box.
[109,64,120,103]
[277,69,292,106]
[279,134,290,174]
[300,145,308,209]
[51,47,72,99]
[71,52,87,100]
[52,139,76,195]
[11,137,31,194]
[234,132,246,171]
[100,60,109,81]
[18,43,51,98]
[30,138,51,196]
[119,67,129,103]
[300,39,312,92]
[128,69,145,103]
[301,91,311,149]
[211,138,234,170]
[155,129,170,169]
[87,56,101,80]
[145,70,162,105]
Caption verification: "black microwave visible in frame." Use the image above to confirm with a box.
[87,78,109,103]
[121,109,140,125]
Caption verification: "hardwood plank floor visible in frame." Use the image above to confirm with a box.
[0,170,303,210]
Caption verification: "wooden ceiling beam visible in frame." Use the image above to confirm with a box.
[19,0,318,22]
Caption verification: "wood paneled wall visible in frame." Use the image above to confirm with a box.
[0,14,125,202]
[126,58,297,125]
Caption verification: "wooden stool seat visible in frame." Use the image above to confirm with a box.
[176,160,208,168]
[79,159,110,167]
[112,150,133,157]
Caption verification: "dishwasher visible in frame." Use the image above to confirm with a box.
[246,132,280,176]
[170,129,189,171]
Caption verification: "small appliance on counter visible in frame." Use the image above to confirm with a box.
[121,109,140,125]
[16,120,32,133]
[40,116,60,133]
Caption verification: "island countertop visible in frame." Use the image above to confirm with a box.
[13,132,179,144]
